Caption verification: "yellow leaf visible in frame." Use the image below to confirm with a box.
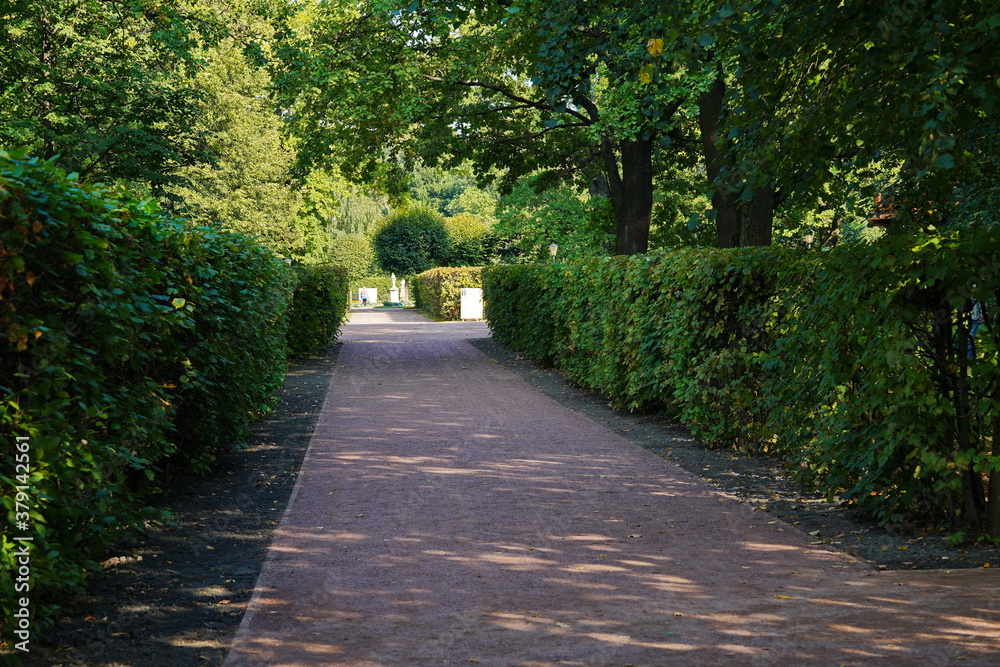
[639,68,652,84]
[646,38,664,57]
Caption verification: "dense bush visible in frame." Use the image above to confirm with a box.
[442,213,506,266]
[286,263,350,356]
[163,225,296,474]
[328,233,376,280]
[413,267,483,320]
[373,206,451,275]
[0,153,295,628]
[484,232,1000,537]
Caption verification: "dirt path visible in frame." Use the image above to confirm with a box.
[224,309,1000,666]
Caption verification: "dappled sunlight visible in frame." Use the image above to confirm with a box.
[825,623,876,635]
[740,541,810,552]
[225,310,1000,666]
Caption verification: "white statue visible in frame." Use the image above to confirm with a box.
[389,273,399,303]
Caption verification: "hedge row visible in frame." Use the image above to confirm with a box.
[484,231,1000,537]
[413,266,483,320]
[0,154,344,630]
[350,273,394,303]
[287,263,349,356]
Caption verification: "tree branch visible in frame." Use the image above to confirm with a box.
[423,74,592,124]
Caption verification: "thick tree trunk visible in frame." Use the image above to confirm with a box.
[739,186,775,247]
[698,76,737,248]
[614,137,652,255]
[600,135,653,256]
[698,73,774,248]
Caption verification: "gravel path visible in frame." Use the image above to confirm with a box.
[224,309,1000,666]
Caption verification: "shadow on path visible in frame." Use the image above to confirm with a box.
[226,310,1000,666]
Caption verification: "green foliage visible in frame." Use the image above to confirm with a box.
[273,0,682,253]
[413,267,484,321]
[410,162,498,220]
[286,264,350,357]
[484,229,1000,535]
[328,234,377,280]
[722,0,1000,230]
[162,219,295,476]
[373,207,452,276]
[167,36,319,259]
[0,153,296,627]
[482,265,560,364]
[443,214,506,267]
[0,0,210,192]
[767,231,1000,532]
[494,176,614,262]
[300,168,392,237]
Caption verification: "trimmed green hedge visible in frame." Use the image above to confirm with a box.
[414,267,483,320]
[349,273,393,303]
[0,153,296,629]
[287,263,350,357]
[484,232,1000,537]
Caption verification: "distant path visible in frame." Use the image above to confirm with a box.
[225,309,1000,666]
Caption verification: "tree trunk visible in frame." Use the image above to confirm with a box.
[698,75,737,248]
[698,72,774,248]
[739,185,775,247]
[614,137,652,255]
[600,135,653,256]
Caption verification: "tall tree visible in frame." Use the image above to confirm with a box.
[273,0,698,255]
[167,36,320,259]
[0,0,211,192]
[719,0,1000,231]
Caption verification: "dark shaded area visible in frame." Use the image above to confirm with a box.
[466,337,1000,572]
[25,343,341,667]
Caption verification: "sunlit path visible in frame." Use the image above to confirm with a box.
[225,309,1000,666]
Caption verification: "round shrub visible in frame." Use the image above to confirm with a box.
[373,206,451,276]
